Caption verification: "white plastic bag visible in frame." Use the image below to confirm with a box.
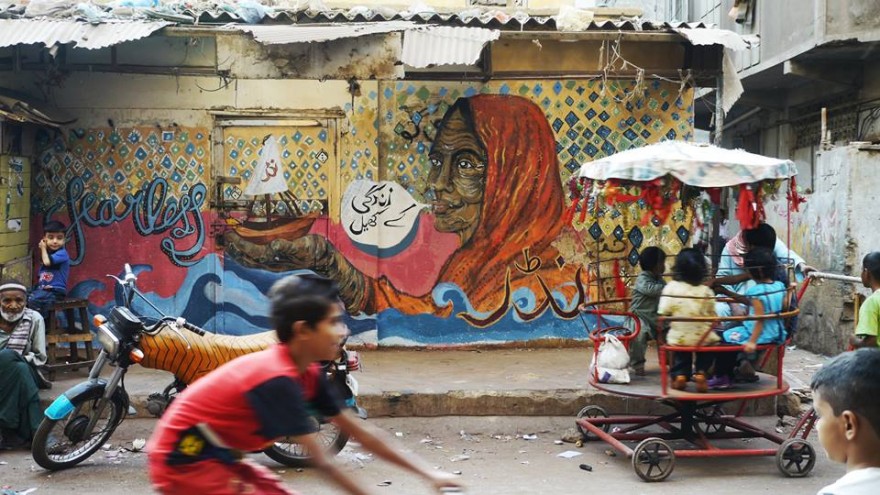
[597,334,629,370]
[596,366,631,384]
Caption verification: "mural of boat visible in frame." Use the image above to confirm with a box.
[228,135,323,244]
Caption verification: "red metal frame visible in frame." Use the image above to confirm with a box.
[577,298,816,475]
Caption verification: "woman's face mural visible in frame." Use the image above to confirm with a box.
[427,106,487,245]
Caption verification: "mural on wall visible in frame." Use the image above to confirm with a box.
[30,79,696,345]
[222,79,696,344]
[226,95,585,327]
[32,126,216,327]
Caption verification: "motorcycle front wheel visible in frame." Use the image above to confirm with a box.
[263,417,349,467]
[32,395,126,470]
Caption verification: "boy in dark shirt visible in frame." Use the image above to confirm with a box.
[28,220,70,318]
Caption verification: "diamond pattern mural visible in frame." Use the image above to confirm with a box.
[34,127,208,211]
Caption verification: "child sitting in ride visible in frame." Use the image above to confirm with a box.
[658,248,719,393]
[708,247,789,390]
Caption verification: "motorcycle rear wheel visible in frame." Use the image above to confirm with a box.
[32,395,126,471]
[263,417,349,467]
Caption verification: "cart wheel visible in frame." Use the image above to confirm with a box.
[776,438,816,478]
[632,438,675,482]
[576,405,610,440]
[696,405,727,436]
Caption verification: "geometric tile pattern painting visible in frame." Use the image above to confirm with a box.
[221,125,334,215]
[33,126,209,213]
[340,83,380,187]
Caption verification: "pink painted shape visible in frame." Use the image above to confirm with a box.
[35,213,218,307]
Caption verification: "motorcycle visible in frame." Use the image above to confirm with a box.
[32,264,365,471]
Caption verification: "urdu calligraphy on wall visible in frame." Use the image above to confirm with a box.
[341,180,428,257]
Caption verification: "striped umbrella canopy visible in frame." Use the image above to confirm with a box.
[578,140,797,187]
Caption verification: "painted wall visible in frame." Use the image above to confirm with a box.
[25,71,694,346]
[763,145,880,355]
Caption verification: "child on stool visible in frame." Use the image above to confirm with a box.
[626,247,666,376]
[658,248,718,393]
[709,248,788,389]
[851,252,880,349]
[811,348,880,495]
[28,221,70,319]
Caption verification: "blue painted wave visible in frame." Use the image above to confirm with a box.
[73,254,608,345]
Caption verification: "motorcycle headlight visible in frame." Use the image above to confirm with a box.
[96,324,120,357]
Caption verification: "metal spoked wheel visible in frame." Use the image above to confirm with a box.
[32,395,126,471]
[776,438,817,478]
[575,405,610,440]
[263,416,350,467]
[695,405,727,436]
[632,437,675,482]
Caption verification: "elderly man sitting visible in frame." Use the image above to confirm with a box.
[0,280,49,450]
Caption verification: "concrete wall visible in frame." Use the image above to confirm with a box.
[756,0,816,64]
[762,145,880,355]
[825,0,880,39]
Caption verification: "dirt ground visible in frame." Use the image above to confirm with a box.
[1,415,839,495]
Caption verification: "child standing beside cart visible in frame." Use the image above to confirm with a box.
[626,247,667,376]
[852,252,880,349]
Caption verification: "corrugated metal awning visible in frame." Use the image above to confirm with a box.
[402,26,499,68]
[0,19,169,50]
[231,21,421,45]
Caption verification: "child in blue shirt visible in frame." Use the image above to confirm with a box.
[28,220,70,318]
[709,247,788,389]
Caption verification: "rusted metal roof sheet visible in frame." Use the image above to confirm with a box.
[0,19,169,50]
[232,20,420,45]
[402,26,500,68]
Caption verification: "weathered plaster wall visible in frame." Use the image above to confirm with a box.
[825,0,880,39]
[217,33,403,80]
[763,145,880,355]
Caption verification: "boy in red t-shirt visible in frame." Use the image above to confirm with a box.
[148,274,463,495]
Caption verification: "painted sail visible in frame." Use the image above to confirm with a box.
[243,136,288,197]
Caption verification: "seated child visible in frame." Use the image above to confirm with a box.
[709,248,788,390]
[851,252,880,349]
[658,248,719,393]
[626,247,667,376]
[811,348,880,495]
[28,220,70,318]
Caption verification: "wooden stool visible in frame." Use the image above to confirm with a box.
[44,298,96,378]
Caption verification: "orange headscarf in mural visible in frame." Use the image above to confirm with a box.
[370,95,583,321]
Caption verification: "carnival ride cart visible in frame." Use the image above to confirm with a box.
[570,141,815,482]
